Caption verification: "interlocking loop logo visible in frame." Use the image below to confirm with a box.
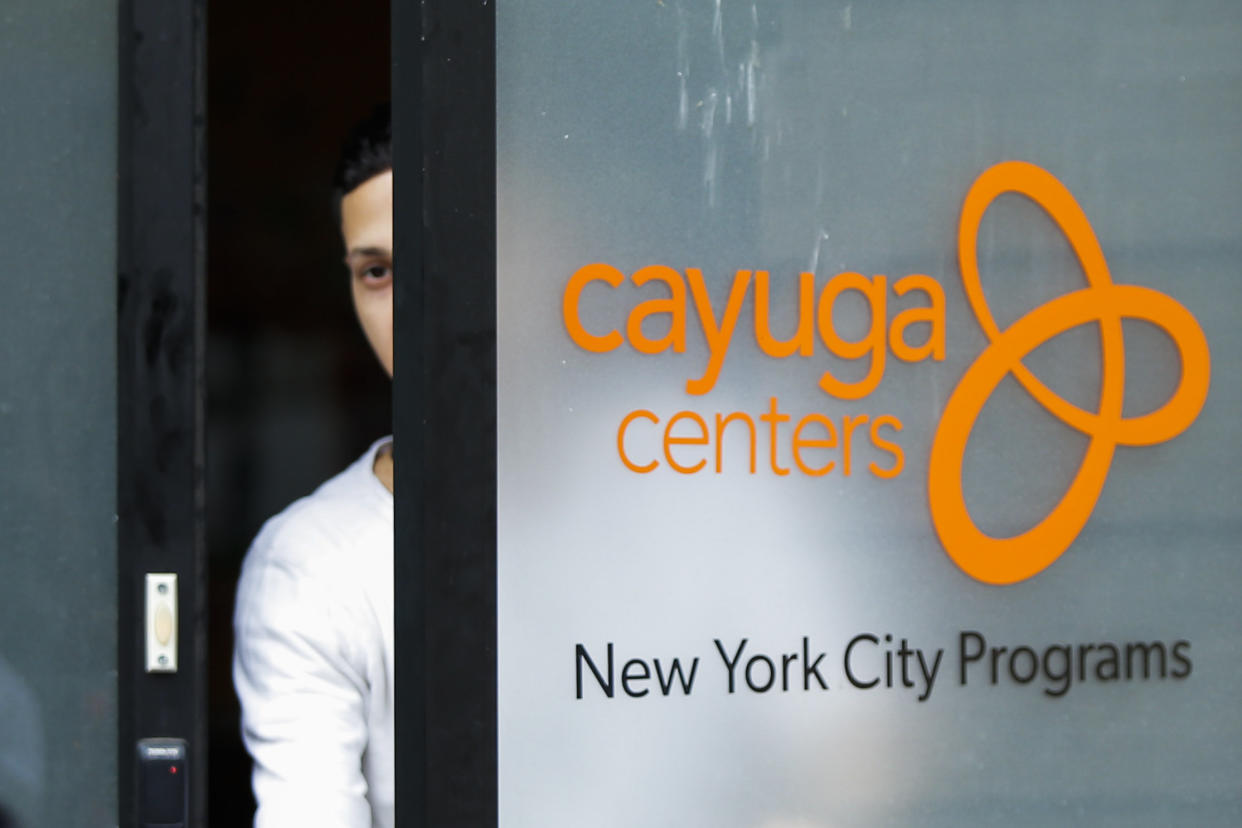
[929,161,1211,585]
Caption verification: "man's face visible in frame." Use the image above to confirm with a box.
[341,169,394,376]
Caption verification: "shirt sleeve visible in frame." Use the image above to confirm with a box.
[233,530,373,828]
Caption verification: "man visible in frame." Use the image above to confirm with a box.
[233,105,394,828]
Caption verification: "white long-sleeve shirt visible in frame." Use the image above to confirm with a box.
[233,438,394,828]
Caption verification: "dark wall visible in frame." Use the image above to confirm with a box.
[207,3,390,824]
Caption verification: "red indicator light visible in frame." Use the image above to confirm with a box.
[169,765,178,775]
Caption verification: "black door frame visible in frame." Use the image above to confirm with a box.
[118,2,500,823]
[117,0,207,824]
[394,1,499,825]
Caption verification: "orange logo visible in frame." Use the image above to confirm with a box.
[929,161,1211,585]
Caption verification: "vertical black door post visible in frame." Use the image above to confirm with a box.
[117,0,208,824]
[394,1,499,825]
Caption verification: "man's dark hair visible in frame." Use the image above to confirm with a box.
[333,103,391,215]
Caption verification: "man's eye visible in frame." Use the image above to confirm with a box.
[358,264,392,284]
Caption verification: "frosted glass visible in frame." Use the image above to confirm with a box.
[498,2,1242,825]
[0,2,119,825]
